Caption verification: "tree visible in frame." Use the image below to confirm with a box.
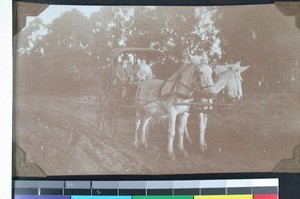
[42,9,91,95]
[125,7,222,63]
[16,6,223,95]
[216,5,300,92]
[15,18,47,94]
[89,7,119,69]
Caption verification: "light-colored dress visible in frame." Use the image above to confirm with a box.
[135,62,153,81]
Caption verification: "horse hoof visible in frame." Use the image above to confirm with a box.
[169,153,176,161]
[133,142,138,148]
[182,150,189,158]
[200,146,207,153]
[142,143,148,149]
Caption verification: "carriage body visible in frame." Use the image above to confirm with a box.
[110,47,165,104]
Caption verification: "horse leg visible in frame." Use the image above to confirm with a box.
[168,108,177,161]
[141,117,152,149]
[202,113,208,149]
[134,111,142,147]
[184,113,192,144]
[199,112,208,152]
[203,113,208,129]
[178,112,189,157]
[134,118,141,147]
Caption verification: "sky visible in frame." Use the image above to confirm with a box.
[26,5,102,25]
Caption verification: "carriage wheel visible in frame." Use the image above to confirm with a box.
[96,95,117,139]
[104,111,117,139]
[96,109,105,132]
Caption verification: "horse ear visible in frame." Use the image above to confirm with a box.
[190,54,201,65]
[235,61,241,66]
[238,65,250,73]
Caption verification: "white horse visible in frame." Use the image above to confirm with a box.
[134,53,216,160]
[184,61,250,151]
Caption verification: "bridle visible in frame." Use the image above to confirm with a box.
[194,65,243,111]
[192,64,214,98]
[215,67,242,104]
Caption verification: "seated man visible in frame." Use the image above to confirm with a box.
[134,59,153,81]
[115,57,133,101]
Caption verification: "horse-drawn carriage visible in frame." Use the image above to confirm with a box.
[96,47,249,159]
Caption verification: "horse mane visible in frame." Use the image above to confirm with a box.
[168,61,193,80]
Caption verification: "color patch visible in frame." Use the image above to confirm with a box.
[133,196,193,199]
[65,181,90,189]
[71,196,131,199]
[119,189,146,195]
[226,187,252,194]
[14,196,70,199]
[146,181,173,189]
[92,181,119,189]
[92,189,118,195]
[40,188,63,195]
[64,189,91,195]
[252,179,278,187]
[173,181,200,189]
[14,188,38,195]
[254,194,278,199]
[253,187,278,194]
[200,181,226,189]
[195,195,252,199]
[147,189,173,195]
[14,181,64,189]
[173,188,199,195]
[200,188,225,195]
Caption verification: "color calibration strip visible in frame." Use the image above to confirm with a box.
[13,179,278,199]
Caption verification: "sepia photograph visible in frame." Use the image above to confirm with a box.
[13,2,300,176]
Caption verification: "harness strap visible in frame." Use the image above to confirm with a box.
[160,92,193,100]
[159,77,194,100]
[158,63,215,101]
[201,84,214,89]
[177,80,195,92]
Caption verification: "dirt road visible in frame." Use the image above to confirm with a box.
[14,93,300,175]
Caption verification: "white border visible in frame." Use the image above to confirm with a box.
[0,0,12,198]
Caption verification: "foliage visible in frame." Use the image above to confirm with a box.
[15,6,300,95]
[16,6,221,95]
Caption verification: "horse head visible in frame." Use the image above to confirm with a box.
[215,61,250,102]
[188,52,215,97]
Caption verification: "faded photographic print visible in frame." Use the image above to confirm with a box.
[14,2,300,176]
